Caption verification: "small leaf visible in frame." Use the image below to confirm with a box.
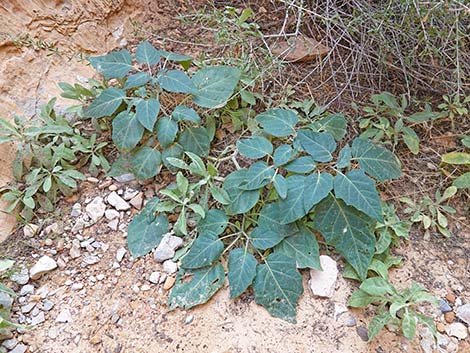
[273,144,297,167]
[124,72,152,89]
[442,152,470,165]
[181,232,224,269]
[336,144,352,169]
[294,130,337,162]
[402,127,420,154]
[359,277,395,296]
[210,186,231,205]
[162,144,184,170]
[237,136,273,159]
[135,98,160,131]
[156,117,178,147]
[83,88,125,118]
[255,108,298,137]
[88,49,133,79]
[130,147,161,180]
[197,209,228,236]
[273,174,287,198]
[112,111,144,151]
[158,69,196,94]
[135,41,161,66]
[453,172,470,188]
[250,227,284,250]
[368,312,392,341]
[402,310,417,340]
[228,249,257,298]
[348,289,381,307]
[178,127,210,157]
[172,105,201,124]
[283,156,317,174]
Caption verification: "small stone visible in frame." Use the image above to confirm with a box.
[436,322,446,333]
[9,344,27,353]
[129,193,143,210]
[70,203,82,217]
[420,327,436,353]
[44,238,53,246]
[30,256,57,280]
[42,300,54,311]
[132,284,140,293]
[69,242,81,259]
[11,268,30,285]
[148,272,160,284]
[96,274,105,281]
[456,303,470,325]
[89,335,102,345]
[20,284,34,296]
[56,309,73,323]
[344,315,357,327]
[108,184,118,192]
[184,315,194,325]
[444,311,455,323]
[163,260,178,274]
[455,297,462,307]
[308,255,338,298]
[83,255,100,265]
[446,292,456,304]
[21,303,35,313]
[105,209,120,220]
[85,196,106,223]
[44,223,59,235]
[439,299,453,313]
[446,322,467,340]
[141,284,151,291]
[116,247,126,262]
[107,192,130,211]
[113,174,135,183]
[86,177,99,183]
[123,188,139,200]
[30,312,45,326]
[2,339,17,350]
[71,283,84,291]
[356,326,369,341]
[154,234,183,262]
[23,224,39,238]
[107,219,119,231]
[163,276,176,290]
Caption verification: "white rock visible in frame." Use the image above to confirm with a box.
[308,255,338,298]
[105,209,120,220]
[9,343,27,353]
[141,284,151,291]
[114,173,135,183]
[419,327,436,353]
[129,193,144,210]
[2,338,18,350]
[30,311,45,326]
[20,284,34,296]
[116,247,126,262]
[85,197,106,223]
[70,203,81,217]
[154,234,183,262]
[83,255,100,265]
[11,268,30,285]
[71,283,84,291]
[30,256,57,280]
[149,272,160,284]
[456,303,470,325]
[123,188,139,200]
[69,241,81,259]
[446,322,468,340]
[107,192,130,211]
[163,260,178,274]
[107,219,119,231]
[23,224,39,238]
[56,309,73,323]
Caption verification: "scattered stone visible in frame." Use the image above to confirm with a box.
[107,219,119,231]
[184,315,194,325]
[108,184,118,192]
[163,260,178,274]
[42,300,54,311]
[23,224,39,238]
[129,193,143,210]
[149,272,160,284]
[30,256,57,280]
[48,327,59,339]
[163,276,176,291]
[113,174,135,183]
[456,304,470,325]
[44,238,53,246]
[154,234,183,263]
[105,209,120,220]
[98,180,113,189]
[70,203,82,217]
[2,339,18,350]
[437,333,450,348]
[71,283,84,291]
[445,311,455,323]
[69,241,81,259]
[446,292,456,304]
[21,303,35,314]
[86,177,99,183]
[446,322,468,340]
[56,309,73,323]
[132,284,140,293]
[11,269,30,285]
[123,188,139,200]
[89,335,102,345]
[116,247,126,263]
[44,223,59,235]
[308,255,338,298]
[439,299,453,313]
[436,322,446,333]
[420,327,436,353]
[344,315,357,327]
[107,192,130,211]
[83,255,100,266]
[96,274,105,281]
[20,284,34,296]
[141,284,151,291]
[356,326,369,341]
[30,311,45,326]
[334,302,348,320]
[85,197,106,223]
[9,344,27,353]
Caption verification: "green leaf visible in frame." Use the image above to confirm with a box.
[0,282,15,297]
[360,277,395,296]
[258,203,299,238]
[276,175,309,224]
[228,248,257,298]
[348,289,381,307]
[255,108,298,137]
[197,209,228,236]
[135,98,160,131]
[181,232,224,269]
[351,138,402,182]
[112,112,144,151]
[88,49,133,79]
[168,263,225,310]
[159,50,192,64]
[0,259,14,272]
[333,170,383,221]
[237,136,273,159]
[453,172,470,188]
[250,227,284,250]
[368,312,392,340]
[192,66,241,108]
[273,144,297,167]
[83,88,125,118]
[253,253,303,323]
[402,310,417,340]
[294,130,337,162]
[156,117,178,147]
[273,174,287,198]
[303,172,334,212]
[415,314,437,337]
[274,225,320,269]
[402,127,419,154]
[172,105,201,124]
[239,161,274,190]
[336,144,352,169]
[210,186,231,205]
[223,169,260,215]
[442,152,470,165]
[283,156,317,173]
[162,144,184,170]
[135,41,161,66]
[313,195,375,279]
[130,147,161,180]
[178,127,210,157]
[127,202,169,257]
[124,72,152,89]
[158,69,196,94]
[309,113,347,141]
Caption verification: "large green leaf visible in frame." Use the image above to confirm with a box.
[112,111,144,151]
[135,41,161,66]
[127,199,169,257]
[88,49,133,79]
[228,248,257,298]
[239,161,275,190]
[237,136,273,159]
[223,169,260,215]
[276,175,309,224]
[442,152,470,165]
[258,203,299,238]
[303,172,333,212]
[274,225,320,269]
[156,117,178,147]
[453,172,470,188]
[273,144,297,167]
[250,227,284,250]
[312,195,375,279]
[294,130,337,162]
[309,113,347,141]
[351,138,402,182]
[333,170,383,221]
[168,263,225,310]
[253,253,303,323]
[181,232,224,269]
[336,144,352,169]
[172,105,201,124]
[158,69,196,94]
[124,72,152,89]
[197,209,228,236]
[178,127,210,157]
[192,66,241,108]
[283,156,317,173]
[130,147,161,180]
[255,108,298,137]
[135,98,160,131]
[83,88,125,118]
